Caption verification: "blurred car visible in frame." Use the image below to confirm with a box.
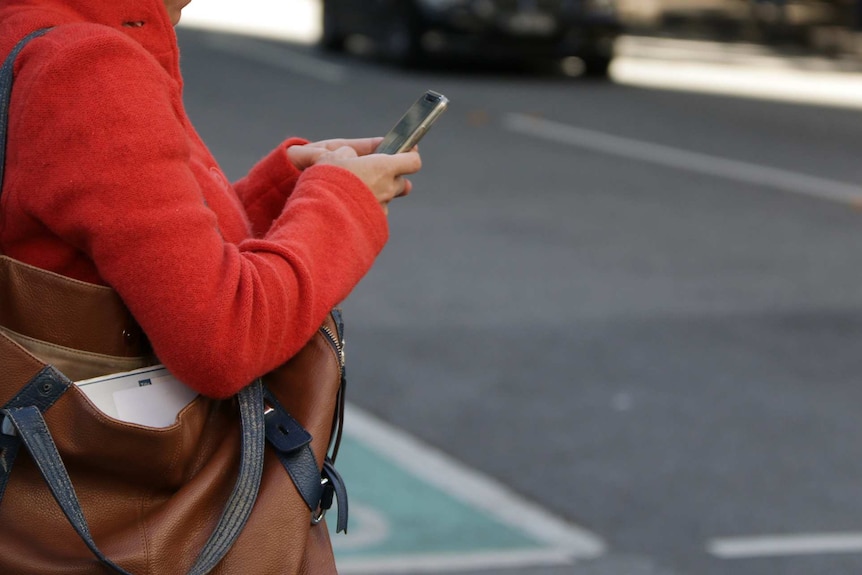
[320,0,622,76]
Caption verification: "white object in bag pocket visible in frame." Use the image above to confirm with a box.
[75,365,199,428]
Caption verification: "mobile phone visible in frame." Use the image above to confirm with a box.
[375,90,449,154]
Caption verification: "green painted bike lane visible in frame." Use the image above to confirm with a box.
[327,406,606,573]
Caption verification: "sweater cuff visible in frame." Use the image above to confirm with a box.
[298,164,389,248]
[259,136,309,190]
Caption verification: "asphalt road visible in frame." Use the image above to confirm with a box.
[176,27,862,575]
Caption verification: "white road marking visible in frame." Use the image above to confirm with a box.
[504,112,862,206]
[709,533,862,559]
[331,503,390,552]
[340,403,606,573]
[338,548,586,574]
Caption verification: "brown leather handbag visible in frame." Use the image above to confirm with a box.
[0,29,347,575]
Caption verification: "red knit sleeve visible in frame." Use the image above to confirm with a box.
[6,28,388,398]
[232,137,308,237]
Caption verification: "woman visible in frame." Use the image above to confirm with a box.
[0,0,419,572]
[0,0,421,398]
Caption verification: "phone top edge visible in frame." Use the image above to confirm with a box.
[427,90,449,102]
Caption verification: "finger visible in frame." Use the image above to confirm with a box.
[316,138,382,154]
[345,137,385,156]
[319,139,349,151]
[287,144,328,170]
[368,150,421,175]
[320,146,359,163]
[390,150,422,175]
[396,178,412,198]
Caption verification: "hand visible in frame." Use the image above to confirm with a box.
[289,139,422,214]
[287,138,384,170]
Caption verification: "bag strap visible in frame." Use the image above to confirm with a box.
[0,29,267,575]
[0,27,50,195]
[1,377,266,575]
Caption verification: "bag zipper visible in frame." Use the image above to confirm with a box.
[318,309,346,462]
[318,325,344,373]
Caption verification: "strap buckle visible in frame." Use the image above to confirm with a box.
[311,459,348,533]
[0,412,16,437]
[310,477,332,526]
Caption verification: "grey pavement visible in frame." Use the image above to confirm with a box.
[175,14,862,575]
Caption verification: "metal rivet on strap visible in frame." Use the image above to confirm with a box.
[122,329,137,346]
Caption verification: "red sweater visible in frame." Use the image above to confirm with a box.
[0,0,389,398]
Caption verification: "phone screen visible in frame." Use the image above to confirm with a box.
[375,91,449,154]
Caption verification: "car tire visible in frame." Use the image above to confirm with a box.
[320,1,345,52]
[581,54,612,78]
